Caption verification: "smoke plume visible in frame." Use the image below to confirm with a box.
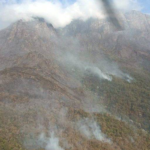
[39,132,64,150]
[77,118,111,143]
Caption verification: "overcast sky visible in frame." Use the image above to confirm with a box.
[0,0,149,29]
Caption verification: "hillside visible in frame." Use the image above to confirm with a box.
[0,11,150,150]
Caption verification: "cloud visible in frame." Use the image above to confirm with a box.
[0,0,142,29]
[114,0,142,11]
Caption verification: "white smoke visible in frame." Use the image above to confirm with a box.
[0,0,142,29]
[58,49,133,83]
[39,132,64,150]
[85,66,112,81]
[77,118,111,143]
[45,134,64,150]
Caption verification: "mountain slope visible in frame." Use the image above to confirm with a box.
[0,11,150,150]
[63,11,150,71]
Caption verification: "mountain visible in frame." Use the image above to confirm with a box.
[0,11,150,150]
[62,10,150,71]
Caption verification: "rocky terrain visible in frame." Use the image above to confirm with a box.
[0,11,150,150]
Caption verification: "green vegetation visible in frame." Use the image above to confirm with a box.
[0,108,24,150]
[96,114,150,150]
[68,109,150,150]
[83,70,150,132]
[1,66,150,150]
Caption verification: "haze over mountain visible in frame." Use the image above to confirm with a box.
[0,10,150,150]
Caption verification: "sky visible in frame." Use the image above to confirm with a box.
[62,0,150,12]
[0,0,149,29]
[138,0,150,13]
